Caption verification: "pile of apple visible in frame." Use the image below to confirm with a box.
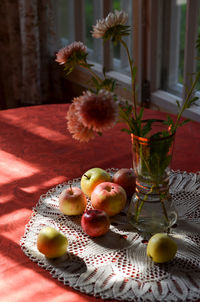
[59,167,136,235]
[37,167,136,257]
[37,167,177,264]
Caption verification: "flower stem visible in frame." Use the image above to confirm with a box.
[80,63,102,84]
[174,71,200,129]
[161,198,169,223]
[120,38,137,120]
[135,184,155,223]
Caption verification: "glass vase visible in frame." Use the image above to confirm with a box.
[127,120,177,234]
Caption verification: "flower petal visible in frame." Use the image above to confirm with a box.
[55,41,87,64]
[92,10,129,39]
[76,90,118,132]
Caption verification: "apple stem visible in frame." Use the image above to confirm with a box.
[69,184,73,194]
[84,174,90,179]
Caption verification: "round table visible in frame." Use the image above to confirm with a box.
[0,104,200,302]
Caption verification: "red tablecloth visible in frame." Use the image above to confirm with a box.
[0,104,199,302]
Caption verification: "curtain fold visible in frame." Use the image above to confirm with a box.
[0,0,64,109]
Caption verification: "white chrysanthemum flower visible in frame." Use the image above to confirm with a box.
[92,10,128,39]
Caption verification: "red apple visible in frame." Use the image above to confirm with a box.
[37,226,68,258]
[91,182,127,216]
[59,186,87,215]
[113,168,136,198]
[81,209,110,237]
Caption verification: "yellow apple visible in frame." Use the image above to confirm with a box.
[37,226,68,258]
[80,167,111,198]
[59,186,87,215]
[147,233,177,263]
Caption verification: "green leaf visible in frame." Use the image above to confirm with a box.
[176,100,181,111]
[131,66,137,81]
[151,131,163,139]
[81,63,94,69]
[103,25,131,43]
[111,80,116,91]
[90,76,101,92]
[138,107,144,120]
[187,96,199,107]
[121,128,132,134]
[163,115,175,130]
[91,76,99,87]
[141,119,159,137]
[178,119,191,127]
[196,33,200,51]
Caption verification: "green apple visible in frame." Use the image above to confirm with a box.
[80,167,111,198]
[37,226,68,258]
[147,233,177,263]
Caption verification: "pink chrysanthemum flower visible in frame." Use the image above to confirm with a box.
[66,102,96,143]
[76,90,118,132]
[92,10,128,38]
[55,41,87,65]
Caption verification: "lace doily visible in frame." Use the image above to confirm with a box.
[20,169,200,302]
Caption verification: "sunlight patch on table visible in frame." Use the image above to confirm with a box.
[0,210,31,240]
[17,176,66,194]
[42,176,67,187]
[1,112,21,122]
[0,194,14,203]
[28,125,67,142]
[1,113,67,143]
[18,185,40,194]
[0,267,55,301]
[0,209,29,227]
[0,150,39,184]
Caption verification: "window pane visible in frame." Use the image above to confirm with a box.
[196,2,200,74]
[195,2,200,103]
[160,0,186,96]
[84,0,103,63]
[178,0,187,84]
[112,0,133,76]
[160,0,200,97]
[57,0,133,74]
[57,0,75,45]
[85,0,93,49]
[112,0,121,60]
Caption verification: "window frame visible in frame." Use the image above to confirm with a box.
[148,0,200,122]
[59,0,200,122]
[64,0,140,102]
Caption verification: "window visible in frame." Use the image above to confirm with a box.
[150,0,200,121]
[57,0,200,122]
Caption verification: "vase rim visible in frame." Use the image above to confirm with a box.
[131,119,176,143]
